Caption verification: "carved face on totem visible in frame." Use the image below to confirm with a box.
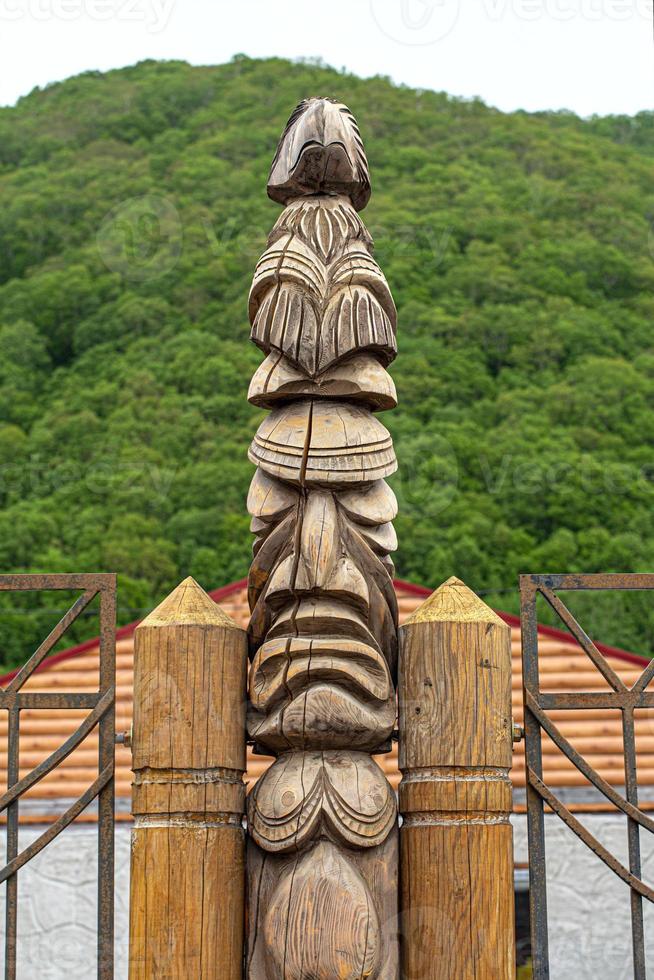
[246,109,399,758]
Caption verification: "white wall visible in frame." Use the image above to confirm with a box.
[0,816,652,978]
[0,824,131,978]
[512,814,654,977]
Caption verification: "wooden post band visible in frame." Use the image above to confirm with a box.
[399,576,515,979]
[128,577,247,980]
[400,765,513,825]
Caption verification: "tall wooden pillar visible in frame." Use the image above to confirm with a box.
[398,576,515,979]
[128,577,247,979]
[243,98,401,978]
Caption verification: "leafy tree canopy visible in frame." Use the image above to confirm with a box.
[0,56,653,666]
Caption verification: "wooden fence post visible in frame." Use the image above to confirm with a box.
[399,576,515,979]
[128,576,247,979]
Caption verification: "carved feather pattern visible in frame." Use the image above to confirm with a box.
[249,231,397,375]
[271,195,373,262]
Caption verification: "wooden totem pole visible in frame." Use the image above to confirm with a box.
[244,98,400,978]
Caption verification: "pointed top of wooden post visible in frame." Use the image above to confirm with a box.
[403,575,507,627]
[137,576,240,629]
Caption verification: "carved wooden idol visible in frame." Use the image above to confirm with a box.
[245,98,399,979]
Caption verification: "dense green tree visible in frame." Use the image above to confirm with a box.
[0,57,652,667]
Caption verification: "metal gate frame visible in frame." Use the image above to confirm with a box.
[0,573,116,980]
[521,573,654,980]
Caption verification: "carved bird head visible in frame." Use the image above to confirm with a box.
[267,97,371,211]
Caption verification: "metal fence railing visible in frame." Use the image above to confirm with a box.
[521,573,654,980]
[0,574,116,980]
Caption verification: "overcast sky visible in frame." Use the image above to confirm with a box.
[0,0,652,115]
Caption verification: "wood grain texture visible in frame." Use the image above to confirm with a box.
[400,823,514,980]
[246,98,399,978]
[129,577,247,980]
[248,400,397,486]
[247,831,400,980]
[398,577,515,980]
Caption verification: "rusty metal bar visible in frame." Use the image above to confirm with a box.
[539,691,654,710]
[0,573,115,592]
[5,706,19,980]
[520,575,549,980]
[6,589,97,693]
[0,573,116,979]
[0,692,101,710]
[523,573,654,591]
[623,706,646,978]
[97,582,116,980]
[522,572,654,980]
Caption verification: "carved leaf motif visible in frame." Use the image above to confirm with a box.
[337,479,398,526]
[247,468,297,523]
[248,751,397,852]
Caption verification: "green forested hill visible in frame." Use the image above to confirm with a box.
[0,56,653,666]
